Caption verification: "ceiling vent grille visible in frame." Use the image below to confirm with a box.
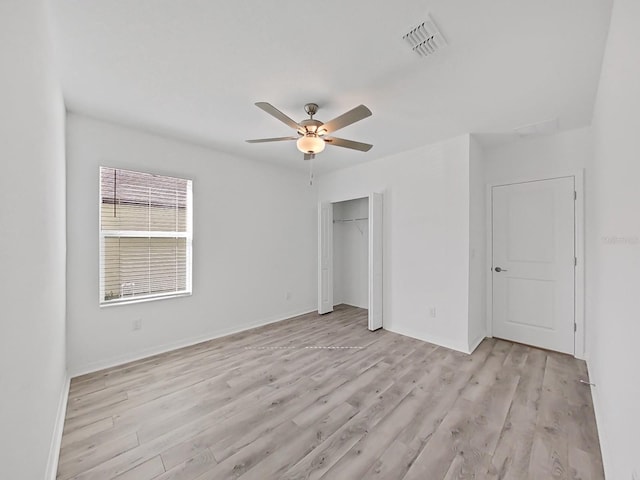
[403,15,447,57]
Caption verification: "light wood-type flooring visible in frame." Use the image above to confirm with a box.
[57,305,604,480]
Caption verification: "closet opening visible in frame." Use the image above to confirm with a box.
[318,193,383,331]
[333,198,369,311]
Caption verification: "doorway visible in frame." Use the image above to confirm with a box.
[333,198,369,310]
[491,176,576,354]
[318,193,383,331]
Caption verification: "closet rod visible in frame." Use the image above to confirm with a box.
[333,217,368,223]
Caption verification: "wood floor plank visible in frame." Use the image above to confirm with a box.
[57,305,604,480]
[401,341,513,480]
[60,417,114,450]
[190,420,305,480]
[281,355,464,480]
[235,402,358,480]
[154,448,217,480]
[209,373,353,463]
[318,384,437,479]
[569,446,594,480]
[485,346,547,479]
[112,455,165,480]
[56,432,139,480]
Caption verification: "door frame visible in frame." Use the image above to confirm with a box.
[485,170,585,359]
[318,192,384,331]
[317,202,334,315]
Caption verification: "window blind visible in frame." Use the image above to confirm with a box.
[99,167,192,305]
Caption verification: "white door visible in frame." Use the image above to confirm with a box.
[368,193,383,331]
[492,177,575,354]
[318,202,333,314]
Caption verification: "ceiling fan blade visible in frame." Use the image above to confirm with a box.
[320,105,372,134]
[324,136,373,152]
[255,102,301,130]
[246,136,298,143]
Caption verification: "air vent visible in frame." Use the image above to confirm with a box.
[403,15,448,57]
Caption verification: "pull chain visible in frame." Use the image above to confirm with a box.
[309,158,314,186]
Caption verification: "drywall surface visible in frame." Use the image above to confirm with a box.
[0,1,68,478]
[587,0,640,477]
[484,127,590,185]
[333,198,368,309]
[468,136,486,350]
[66,114,317,374]
[318,135,472,352]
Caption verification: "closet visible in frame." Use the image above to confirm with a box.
[333,198,369,309]
[318,193,383,330]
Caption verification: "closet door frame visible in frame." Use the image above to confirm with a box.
[317,192,383,331]
[317,202,334,314]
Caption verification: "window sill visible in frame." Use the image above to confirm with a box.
[100,291,192,308]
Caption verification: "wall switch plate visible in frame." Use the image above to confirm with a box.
[429,307,437,318]
[133,318,142,331]
[285,291,292,301]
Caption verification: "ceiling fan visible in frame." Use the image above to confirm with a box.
[246,102,373,160]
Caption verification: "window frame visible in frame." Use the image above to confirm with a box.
[98,166,193,307]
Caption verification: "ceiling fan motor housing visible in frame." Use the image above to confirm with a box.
[298,118,324,136]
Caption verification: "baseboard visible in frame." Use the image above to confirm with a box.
[46,373,70,480]
[585,360,612,479]
[384,325,471,354]
[468,333,487,354]
[333,302,368,310]
[69,307,316,377]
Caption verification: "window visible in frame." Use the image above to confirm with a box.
[99,167,192,305]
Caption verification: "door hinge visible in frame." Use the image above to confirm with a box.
[574,257,577,266]
[574,323,577,332]
[574,191,577,200]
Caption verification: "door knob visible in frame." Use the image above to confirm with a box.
[494,267,508,272]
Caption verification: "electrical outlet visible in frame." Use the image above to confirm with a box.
[133,318,142,331]
[429,307,437,318]
[285,291,292,301]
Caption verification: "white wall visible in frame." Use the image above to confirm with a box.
[66,114,317,375]
[0,1,68,479]
[332,198,368,309]
[483,127,591,185]
[587,0,640,477]
[468,136,486,349]
[318,135,473,353]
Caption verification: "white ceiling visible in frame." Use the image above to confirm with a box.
[51,0,612,173]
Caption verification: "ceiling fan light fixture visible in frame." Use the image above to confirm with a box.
[297,135,325,154]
